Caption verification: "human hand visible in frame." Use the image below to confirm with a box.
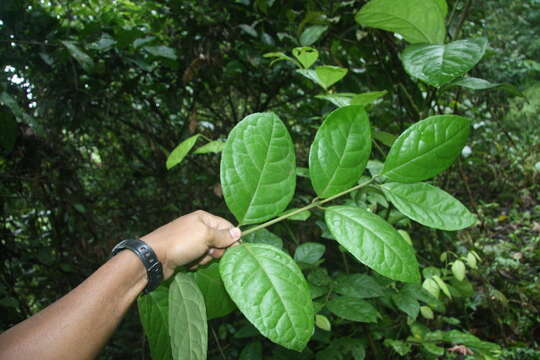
[142,210,241,280]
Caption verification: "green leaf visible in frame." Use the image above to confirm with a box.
[193,140,225,154]
[166,135,201,170]
[138,286,173,360]
[420,305,434,320]
[133,36,156,48]
[402,284,445,312]
[0,110,17,153]
[220,243,314,351]
[451,260,466,281]
[239,341,263,360]
[466,253,477,269]
[61,40,95,72]
[309,106,371,198]
[422,278,440,298]
[243,228,283,249]
[350,91,388,106]
[281,208,311,221]
[220,113,296,225]
[294,242,326,264]
[264,52,301,67]
[144,45,178,60]
[432,275,451,299]
[392,291,420,319]
[401,38,488,87]
[327,296,379,323]
[315,314,331,331]
[299,25,328,46]
[381,182,476,230]
[382,115,471,182]
[169,273,207,360]
[422,343,444,356]
[325,206,420,283]
[292,47,319,69]
[335,274,384,299]
[384,339,412,356]
[193,263,236,320]
[315,93,355,107]
[315,66,348,90]
[355,0,446,44]
[434,0,448,18]
[447,77,525,97]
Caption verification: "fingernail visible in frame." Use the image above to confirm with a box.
[229,227,241,240]
[208,248,215,256]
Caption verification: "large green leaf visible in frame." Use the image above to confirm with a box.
[391,291,420,319]
[193,140,225,154]
[220,113,296,225]
[355,0,446,44]
[169,273,207,360]
[327,296,379,323]
[144,45,178,60]
[166,134,201,170]
[445,77,525,97]
[382,115,471,183]
[325,206,420,283]
[381,182,476,230]
[220,243,314,351]
[193,263,236,320]
[401,38,488,87]
[309,106,371,198]
[138,286,172,360]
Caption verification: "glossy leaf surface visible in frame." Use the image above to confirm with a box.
[381,182,476,230]
[309,106,371,198]
[315,66,348,90]
[193,263,236,319]
[351,91,388,106]
[452,260,466,281]
[220,113,296,225]
[446,77,525,97]
[355,0,446,44]
[220,243,314,351]
[401,38,488,87]
[325,206,420,283]
[382,115,471,182]
[169,273,207,360]
[392,291,420,319]
[327,296,379,323]
[166,134,201,170]
[62,41,95,72]
[138,286,172,360]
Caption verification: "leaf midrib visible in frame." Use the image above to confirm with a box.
[244,244,302,345]
[383,123,467,178]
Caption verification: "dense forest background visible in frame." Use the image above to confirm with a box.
[1,0,539,359]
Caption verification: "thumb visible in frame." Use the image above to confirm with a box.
[210,227,242,249]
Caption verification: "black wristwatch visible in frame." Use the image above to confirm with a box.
[111,239,163,294]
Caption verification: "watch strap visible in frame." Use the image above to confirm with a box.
[111,239,163,294]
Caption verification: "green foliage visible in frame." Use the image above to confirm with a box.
[401,38,488,87]
[138,286,172,360]
[382,115,471,182]
[220,113,296,225]
[309,105,371,198]
[219,243,314,351]
[168,273,207,360]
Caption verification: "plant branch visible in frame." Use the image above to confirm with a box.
[241,177,375,236]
